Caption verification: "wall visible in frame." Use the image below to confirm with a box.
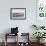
[0,0,36,42]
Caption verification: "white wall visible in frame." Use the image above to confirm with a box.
[0,0,37,42]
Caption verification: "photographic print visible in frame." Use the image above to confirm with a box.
[10,8,26,20]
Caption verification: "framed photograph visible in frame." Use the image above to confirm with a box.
[10,8,26,20]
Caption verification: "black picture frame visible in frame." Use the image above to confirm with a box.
[10,8,26,20]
